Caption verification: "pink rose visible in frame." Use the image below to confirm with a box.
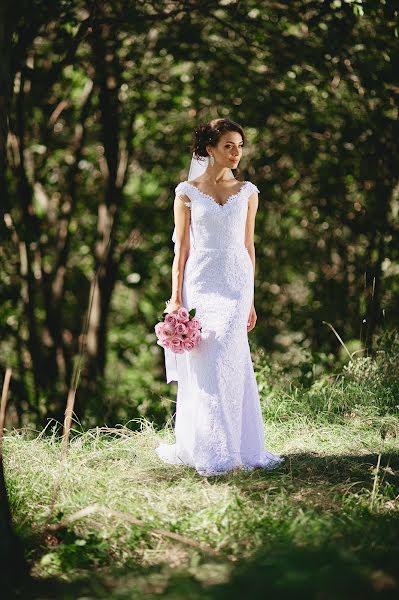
[175,322,188,335]
[155,322,166,338]
[157,337,170,349]
[165,313,178,326]
[183,338,195,351]
[191,330,202,344]
[190,317,200,330]
[186,328,198,340]
[161,322,175,339]
[170,336,184,353]
[170,336,181,348]
[177,307,190,323]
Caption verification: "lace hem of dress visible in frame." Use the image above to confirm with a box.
[155,442,285,477]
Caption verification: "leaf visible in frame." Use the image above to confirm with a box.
[74,538,87,546]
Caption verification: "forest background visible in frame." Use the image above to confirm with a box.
[1,0,398,431]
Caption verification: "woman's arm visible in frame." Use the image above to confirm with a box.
[169,193,191,305]
[244,190,259,307]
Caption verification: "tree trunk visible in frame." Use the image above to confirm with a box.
[364,184,393,352]
[76,23,123,419]
[1,370,29,591]
[0,1,10,217]
[0,459,29,591]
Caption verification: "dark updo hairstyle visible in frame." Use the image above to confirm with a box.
[191,118,246,159]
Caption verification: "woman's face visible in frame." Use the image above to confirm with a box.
[207,131,244,169]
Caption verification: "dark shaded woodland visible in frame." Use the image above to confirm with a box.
[1,0,398,428]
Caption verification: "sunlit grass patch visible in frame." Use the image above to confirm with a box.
[3,404,399,599]
[3,335,399,597]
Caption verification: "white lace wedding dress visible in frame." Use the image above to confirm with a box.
[156,180,284,476]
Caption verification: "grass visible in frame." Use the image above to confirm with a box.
[3,333,399,599]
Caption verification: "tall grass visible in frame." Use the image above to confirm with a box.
[255,329,399,423]
[2,331,399,598]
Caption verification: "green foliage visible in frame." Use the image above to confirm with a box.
[251,330,399,425]
[39,530,111,575]
[1,0,399,430]
[343,330,399,413]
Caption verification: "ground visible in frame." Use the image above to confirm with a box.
[4,404,399,599]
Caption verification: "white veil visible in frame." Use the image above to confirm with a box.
[188,153,209,181]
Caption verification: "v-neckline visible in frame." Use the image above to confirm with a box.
[185,181,248,208]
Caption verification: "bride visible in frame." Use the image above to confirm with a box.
[156,117,284,477]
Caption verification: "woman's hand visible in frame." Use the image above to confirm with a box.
[247,305,257,332]
[164,299,182,314]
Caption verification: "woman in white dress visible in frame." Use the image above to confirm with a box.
[156,118,284,476]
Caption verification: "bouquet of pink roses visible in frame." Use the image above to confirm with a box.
[155,306,202,354]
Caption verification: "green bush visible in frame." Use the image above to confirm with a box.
[254,330,399,422]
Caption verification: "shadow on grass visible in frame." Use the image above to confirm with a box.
[282,451,399,484]
[209,535,399,600]
[11,451,399,599]
[200,450,399,490]
[15,516,399,600]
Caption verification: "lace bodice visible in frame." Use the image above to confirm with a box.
[172,180,260,251]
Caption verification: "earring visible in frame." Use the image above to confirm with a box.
[209,155,215,166]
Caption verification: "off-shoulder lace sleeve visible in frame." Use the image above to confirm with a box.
[175,182,192,207]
